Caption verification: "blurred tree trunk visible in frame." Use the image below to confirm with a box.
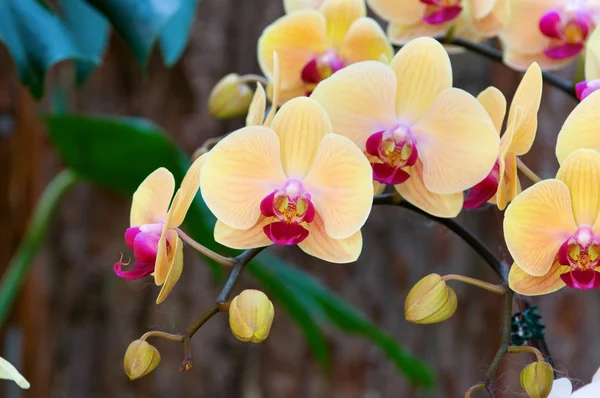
[0,1,588,397]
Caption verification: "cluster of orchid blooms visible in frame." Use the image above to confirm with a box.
[102,0,600,396]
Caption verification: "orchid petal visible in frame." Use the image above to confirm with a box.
[498,0,550,55]
[366,0,426,25]
[0,356,30,389]
[271,97,333,180]
[339,17,394,65]
[387,20,451,46]
[130,168,174,227]
[477,86,507,133]
[310,61,397,149]
[167,154,206,229]
[585,28,600,80]
[283,0,323,13]
[503,47,572,71]
[548,378,573,398]
[508,261,566,296]
[246,83,266,126]
[200,126,287,230]
[320,0,365,49]
[571,381,600,398]
[391,37,452,124]
[298,214,362,263]
[496,108,521,210]
[507,62,542,155]
[556,90,600,164]
[257,10,328,89]
[413,88,499,194]
[470,0,497,19]
[556,149,600,227]
[154,229,178,286]
[302,133,373,239]
[504,179,577,276]
[214,219,273,249]
[156,235,184,304]
[396,160,464,218]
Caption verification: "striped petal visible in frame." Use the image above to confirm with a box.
[498,0,551,55]
[413,88,499,194]
[366,0,426,25]
[166,154,206,229]
[391,37,452,124]
[214,219,273,249]
[396,160,464,218]
[130,168,174,226]
[258,11,328,89]
[339,17,394,64]
[556,149,600,227]
[508,261,566,296]
[302,133,373,239]
[320,0,365,49]
[200,126,287,230]
[298,215,363,263]
[556,90,600,164]
[504,179,577,276]
[246,83,266,126]
[387,20,451,46]
[310,60,398,149]
[477,86,507,133]
[156,235,184,304]
[271,97,333,180]
[154,229,179,286]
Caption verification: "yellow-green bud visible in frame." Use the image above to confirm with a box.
[404,274,457,324]
[520,361,554,398]
[208,73,253,119]
[123,340,161,380]
[229,289,274,343]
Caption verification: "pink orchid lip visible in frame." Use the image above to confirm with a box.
[366,128,418,185]
[420,0,462,25]
[301,51,345,85]
[576,79,600,101]
[557,228,600,290]
[463,161,500,209]
[539,9,594,60]
[259,181,316,245]
[115,224,164,280]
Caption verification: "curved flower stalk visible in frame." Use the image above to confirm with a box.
[311,37,499,218]
[549,366,600,397]
[114,156,204,303]
[257,0,393,104]
[576,27,600,100]
[500,0,600,71]
[464,62,543,210]
[506,149,600,294]
[200,97,373,263]
[366,0,510,45]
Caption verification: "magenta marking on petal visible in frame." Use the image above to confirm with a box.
[114,259,155,280]
[260,191,277,218]
[133,232,160,263]
[544,42,583,60]
[576,81,589,101]
[463,163,500,209]
[125,226,141,248]
[303,198,316,224]
[558,239,570,266]
[406,141,419,167]
[263,221,309,246]
[423,6,462,25]
[560,269,600,290]
[365,131,385,156]
[301,59,321,84]
[372,163,410,185]
[539,10,563,39]
[419,0,439,5]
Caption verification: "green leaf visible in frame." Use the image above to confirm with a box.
[86,0,179,66]
[0,0,101,98]
[159,0,201,66]
[58,0,110,83]
[45,114,433,388]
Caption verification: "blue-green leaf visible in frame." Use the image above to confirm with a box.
[159,0,201,66]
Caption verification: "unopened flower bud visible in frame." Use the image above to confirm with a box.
[404,274,457,324]
[208,74,253,119]
[520,361,554,398]
[123,340,161,380]
[229,289,274,343]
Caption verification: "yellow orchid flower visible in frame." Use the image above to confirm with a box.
[464,63,543,210]
[576,27,600,100]
[199,97,373,263]
[506,149,600,295]
[499,0,600,71]
[310,37,499,218]
[114,156,204,303]
[258,0,393,104]
[283,0,324,13]
[367,0,509,45]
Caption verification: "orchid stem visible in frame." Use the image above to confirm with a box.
[176,228,235,268]
[140,331,184,343]
[442,274,506,295]
[485,289,514,384]
[464,383,486,397]
[517,158,542,184]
